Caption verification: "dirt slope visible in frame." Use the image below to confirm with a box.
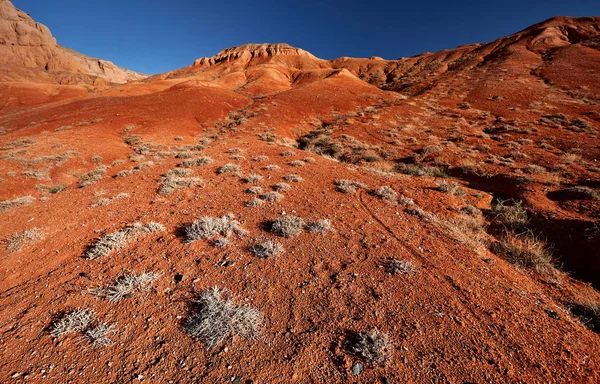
[0,14,599,384]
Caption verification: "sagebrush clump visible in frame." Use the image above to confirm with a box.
[334,179,367,194]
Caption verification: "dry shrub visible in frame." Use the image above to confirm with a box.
[184,288,263,348]
[6,228,43,251]
[0,196,35,213]
[251,240,284,258]
[345,329,392,366]
[90,271,160,302]
[334,179,367,194]
[185,214,247,242]
[86,222,165,259]
[371,186,398,203]
[271,216,305,238]
[437,180,466,196]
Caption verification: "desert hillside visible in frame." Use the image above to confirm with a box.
[0,3,599,383]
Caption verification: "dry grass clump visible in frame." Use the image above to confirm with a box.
[385,259,418,275]
[524,164,546,174]
[6,228,43,251]
[569,300,600,333]
[159,168,202,194]
[397,163,447,177]
[85,222,165,259]
[289,160,305,167]
[437,180,466,196]
[261,192,284,202]
[334,179,367,194]
[264,164,280,171]
[273,182,291,191]
[436,213,488,255]
[303,157,316,163]
[226,148,242,154]
[116,169,133,177]
[185,214,247,243]
[561,186,598,200]
[281,150,295,156]
[244,174,263,184]
[271,216,306,238]
[305,219,333,233]
[50,308,95,338]
[212,237,231,248]
[218,163,241,174]
[491,232,553,271]
[179,156,213,167]
[283,174,303,182]
[23,168,50,180]
[251,240,284,258]
[0,196,34,213]
[0,138,34,150]
[345,329,392,366]
[133,161,154,171]
[90,271,160,302]
[246,186,263,194]
[371,186,398,203]
[184,288,263,348]
[246,198,265,207]
[253,155,269,162]
[85,323,116,347]
[492,199,528,229]
[78,165,107,187]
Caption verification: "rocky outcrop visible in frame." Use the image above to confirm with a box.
[0,0,145,84]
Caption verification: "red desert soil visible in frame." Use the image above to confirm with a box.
[0,3,599,382]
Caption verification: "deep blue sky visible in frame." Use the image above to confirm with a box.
[13,0,600,75]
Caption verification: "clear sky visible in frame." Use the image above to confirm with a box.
[13,0,600,75]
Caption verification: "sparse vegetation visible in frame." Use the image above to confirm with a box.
[491,232,553,271]
[6,228,43,251]
[437,180,466,196]
[85,222,165,259]
[271,216,306,238]
[289,160,305,167]
[218,163,241,174]
[159,168,202,194]
[184,288,263,348]
[251,240,284,258]
[371,186,398,203]
[264,164,280,171]
[0,196,35,213]
[246,198,264,207]
[78,165,107,187]
[50,308,95,338]
[283,174,303,182]
[385,258,418,275]
[305,219,333,233]
[261,192,284,201]
[246,186,263,194]
[244,174,263,184]
[492,199,528,229]
[185,214,247,242]
[85,322,116,347]
[345,329,392,366]
[273,182,291,191]
[334,179,367,194]
[179,156,213,167]
[90,271,160,302]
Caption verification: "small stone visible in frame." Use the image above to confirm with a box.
[352,362,363,375]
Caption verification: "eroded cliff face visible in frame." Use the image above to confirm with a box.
[0,0,145,84]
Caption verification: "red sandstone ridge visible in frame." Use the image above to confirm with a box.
[0,10,599,384]
[0,0,145,85]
